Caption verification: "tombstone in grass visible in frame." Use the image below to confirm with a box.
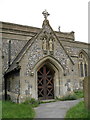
[83,76,90,110]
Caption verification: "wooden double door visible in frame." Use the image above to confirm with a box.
[37,64,54,100]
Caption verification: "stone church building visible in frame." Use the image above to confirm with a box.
[0,11,89,103]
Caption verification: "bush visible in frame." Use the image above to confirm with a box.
[60,94,77,101]
[74,90,84,98]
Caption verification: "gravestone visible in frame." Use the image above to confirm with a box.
[83,76,90,110]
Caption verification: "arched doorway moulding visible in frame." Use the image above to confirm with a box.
[32,56,64,99]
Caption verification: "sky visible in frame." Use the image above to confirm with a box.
[0,0,89,43]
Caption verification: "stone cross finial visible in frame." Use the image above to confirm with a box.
[42,10,50,20]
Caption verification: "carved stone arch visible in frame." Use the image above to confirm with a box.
[42,35,48,40]
[32,56,64,72]
[32,56,64,100]
[49,35,55,40]
[79,49,88,60]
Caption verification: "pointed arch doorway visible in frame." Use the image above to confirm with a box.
[37,63,55,100]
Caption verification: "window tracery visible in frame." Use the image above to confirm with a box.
[79,52,88,77]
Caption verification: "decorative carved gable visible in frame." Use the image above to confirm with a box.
[6,10,74,75]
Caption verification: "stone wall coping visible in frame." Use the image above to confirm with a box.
[61,40,89,46]
[0,21,74,40]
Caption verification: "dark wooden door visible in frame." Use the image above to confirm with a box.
[38,64,54,100]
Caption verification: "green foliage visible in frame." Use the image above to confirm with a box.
[59,94,77,101]
[74,90,84,98]
[2,101,35,118]
[57,90,84,101]
[65,101,90,119]
[23,98,40,107]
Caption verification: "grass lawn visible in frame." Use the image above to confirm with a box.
[1,90,85,119]
[2,101,35,119]
[65,101,90,119]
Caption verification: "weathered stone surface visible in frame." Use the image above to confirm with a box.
[83,76,90,110]
[5,70,20,102]
[2,39,28,72]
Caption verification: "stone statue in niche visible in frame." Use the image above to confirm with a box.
[49,38,53,51]
[42,37,47,51]
[42,34,54,55]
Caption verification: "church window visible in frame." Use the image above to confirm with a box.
[84,63,87,76]
[80,54,82,58]
[79,51,88,77]
[80,62,84,77]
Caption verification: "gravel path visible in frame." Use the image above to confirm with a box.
[34,99,83,118]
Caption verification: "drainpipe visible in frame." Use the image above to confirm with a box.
[8,40,11,67]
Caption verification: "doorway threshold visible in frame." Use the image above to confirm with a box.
[40,99,56,103]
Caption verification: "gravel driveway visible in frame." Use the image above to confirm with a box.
[34,99,83,118]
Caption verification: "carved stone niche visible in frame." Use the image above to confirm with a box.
[49,36,54,55]
[41,35,48,54]
[41,30,55,55]
[49,38,53,51]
